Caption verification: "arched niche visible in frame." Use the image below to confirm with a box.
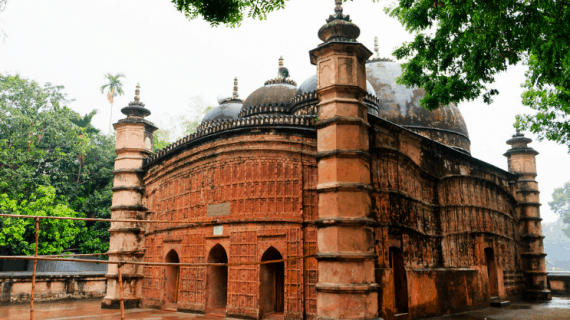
[164,249,180,308]
[207,244,228,315]
[260,246,285,317]
[389,246,408,313]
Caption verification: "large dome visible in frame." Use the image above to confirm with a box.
[295,73,377,97]
[366,59,471,154]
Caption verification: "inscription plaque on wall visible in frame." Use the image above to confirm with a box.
[207,202,231,217]
[213,226,223,236]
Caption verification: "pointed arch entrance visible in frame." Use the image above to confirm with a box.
[207,244,228,315]
[485,247,499,298]
[390,247,408,313]
[164,250,180,308]
[260,247,285,317]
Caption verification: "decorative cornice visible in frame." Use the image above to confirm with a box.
[144,115,316,168]
[238,102,291,118]
[264,78,297,86]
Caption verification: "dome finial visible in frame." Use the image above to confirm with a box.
[374,36,379,58]
[318,0,360,42]
[327,0,351,22]
[128,83,145,107]
[233,77,239,99]
[277,57,290,79]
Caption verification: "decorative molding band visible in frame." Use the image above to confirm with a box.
[111,186,145,193]
[519,216,543,222]
[316,149,371,160]
[518,201,542,207]
[315,252,377,261]
[110,205,147,212]
[315,283,380,293]
[315,217,377,227]
[316,182,374,193]
[106,250,146,256]
[314,116,370,129]
[113,169,145,175]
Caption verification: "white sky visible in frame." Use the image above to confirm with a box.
[1,0,569,223]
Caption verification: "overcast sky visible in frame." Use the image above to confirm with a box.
[1,0,569,223]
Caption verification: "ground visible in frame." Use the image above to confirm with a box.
[1,297,569,320]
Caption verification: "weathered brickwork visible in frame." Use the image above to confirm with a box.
[108,6,550,317]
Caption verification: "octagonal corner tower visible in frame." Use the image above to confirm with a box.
[366,58,471,154]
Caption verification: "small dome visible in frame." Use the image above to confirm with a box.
[202,77,242,123]
[202,100,242,122]
[242,82,297,109]
[366,59,470,153]
[240,57,298,118]
[295,74,376,97]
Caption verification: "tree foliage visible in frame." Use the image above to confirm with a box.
[0,74,115,255]
[0,186,85,255]
[171,0,287,27]
[550,181,570,238]
[100,73,126,134]
[386,0,570,149]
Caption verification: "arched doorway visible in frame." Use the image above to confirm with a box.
[260,247,285,318]
[163,250,180,309]
[485,247,499,298]
[390,247,408,313]
[207,244,228,315]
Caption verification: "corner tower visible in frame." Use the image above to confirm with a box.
[504,131,551,301]
[102,85,157,309]
[309,2,378,319]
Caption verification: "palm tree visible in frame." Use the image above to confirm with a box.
[100,73,126,134]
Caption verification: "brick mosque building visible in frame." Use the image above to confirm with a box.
[102,2,551,319]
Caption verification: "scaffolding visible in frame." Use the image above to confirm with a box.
[0,213,315,320]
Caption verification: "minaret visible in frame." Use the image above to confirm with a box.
[504,131,551,301]
[102,84,157,309]
[309,1,378,320]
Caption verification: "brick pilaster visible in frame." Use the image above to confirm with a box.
[504,131,551,301]
[309,2,378,319]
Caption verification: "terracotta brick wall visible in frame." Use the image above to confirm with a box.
[141,132,317,319]
[370,118,521,319]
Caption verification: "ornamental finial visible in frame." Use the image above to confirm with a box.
[277,57,290,79]
[374,36,379,58]
[233,77,239,99]
[134,83,140,104]
[335,0,343,15]
[327,0,350,22]
[127,83,145,107]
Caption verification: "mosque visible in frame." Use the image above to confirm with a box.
[102,2,551,319]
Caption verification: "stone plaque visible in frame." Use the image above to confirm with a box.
[207,202,231,217]
[213,226,223,236]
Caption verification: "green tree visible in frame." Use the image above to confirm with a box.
[384,0,570,149]
[0,186,86,255]
[100,73,126,135]
[171,0,287,27]
[550,181,570,238]
[0,74,115,255]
